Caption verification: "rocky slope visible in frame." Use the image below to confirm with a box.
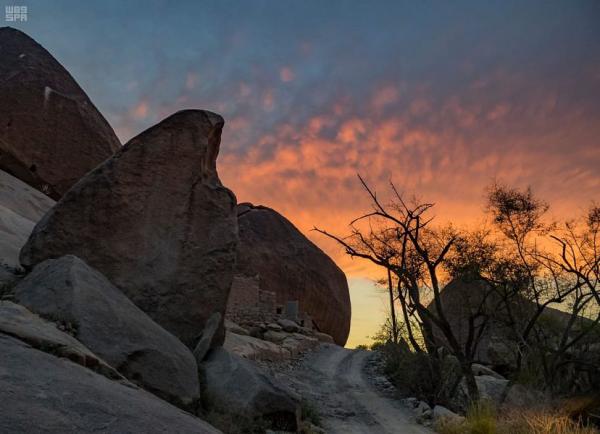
[0,170,55,268]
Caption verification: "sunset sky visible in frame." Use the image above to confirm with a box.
[12,0,600,346]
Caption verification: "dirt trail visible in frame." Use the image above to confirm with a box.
[272,345,433,433]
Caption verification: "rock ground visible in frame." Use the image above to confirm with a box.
[0,334,219,434]
[13,255,201,407]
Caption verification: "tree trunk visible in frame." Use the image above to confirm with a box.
[387,268,399,343]
[461,360,479,403]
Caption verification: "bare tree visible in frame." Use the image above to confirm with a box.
[315,175,489,400]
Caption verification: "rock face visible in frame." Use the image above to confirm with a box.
[0,301,121,380]
[234,204,351,345]
[0,334,220,434]
[0,27,120,199]
[202,348,299,431]
[0,170,55,268]
[20,110,239,348]
[13,255,200,407]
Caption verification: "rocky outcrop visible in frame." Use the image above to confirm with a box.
[0,334,220,434]
[12,255,200,407]
[20,110,239,348]
[0,170,55,268]
[202,348,299,431]
[234,204,350,345]
[428,277,582,367]
[0,27,120,199]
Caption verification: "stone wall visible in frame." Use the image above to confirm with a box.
[226,275,279,325]
[226,274,316,329]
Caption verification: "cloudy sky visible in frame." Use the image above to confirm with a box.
[11,0,600,346]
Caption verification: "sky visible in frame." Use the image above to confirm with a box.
[9,0,600,347]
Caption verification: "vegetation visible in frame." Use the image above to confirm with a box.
[316,176,600,411]
[436,403,599,434]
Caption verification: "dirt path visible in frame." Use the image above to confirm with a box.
[271,345,433,433]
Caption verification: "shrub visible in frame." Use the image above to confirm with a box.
[435,403,600,434]
[300,399,321,427]
[379,341,442,403]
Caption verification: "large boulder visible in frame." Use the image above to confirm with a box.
[0,27,120,199]
[20,110,239,348]
[234,204,350,345]
[12,255,200,407]
[0,334,220,434]
[428,277,583,367]
[202,348,299,431]
[0,170,55,268]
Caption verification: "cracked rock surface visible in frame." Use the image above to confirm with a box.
[13,255,200,407]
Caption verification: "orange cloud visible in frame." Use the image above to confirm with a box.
[131,100,149,120]
[280,66,295,82]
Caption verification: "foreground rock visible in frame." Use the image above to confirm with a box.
[223,331,292,362]
[0,27,120,199]
[20,110,238,348]
[13,255,200,407]
[0,301,120,380]
[234,203,350,345]
[0,170,55,268]
[202,348,299,431]
[0,334,220,433]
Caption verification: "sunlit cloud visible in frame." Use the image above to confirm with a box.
[23,0,599,346]
[131,100,149,120]
[279,66,295,82]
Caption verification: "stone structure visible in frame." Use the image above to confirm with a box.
[226,275,278,325]
[234,203,351,345]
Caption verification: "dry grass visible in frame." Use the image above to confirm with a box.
[435,402,599,434]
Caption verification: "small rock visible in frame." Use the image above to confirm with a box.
[433,405,465,425]
[263,330,288,344]
[472,363,505,379]
[278,318,300,333]
[224,319,248,336]
[415,400,432,422]
[247,326,263,339]
[314,332,335,344]
[402,398,419,409]
[476,375,509,406]
[267,323,283,332]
